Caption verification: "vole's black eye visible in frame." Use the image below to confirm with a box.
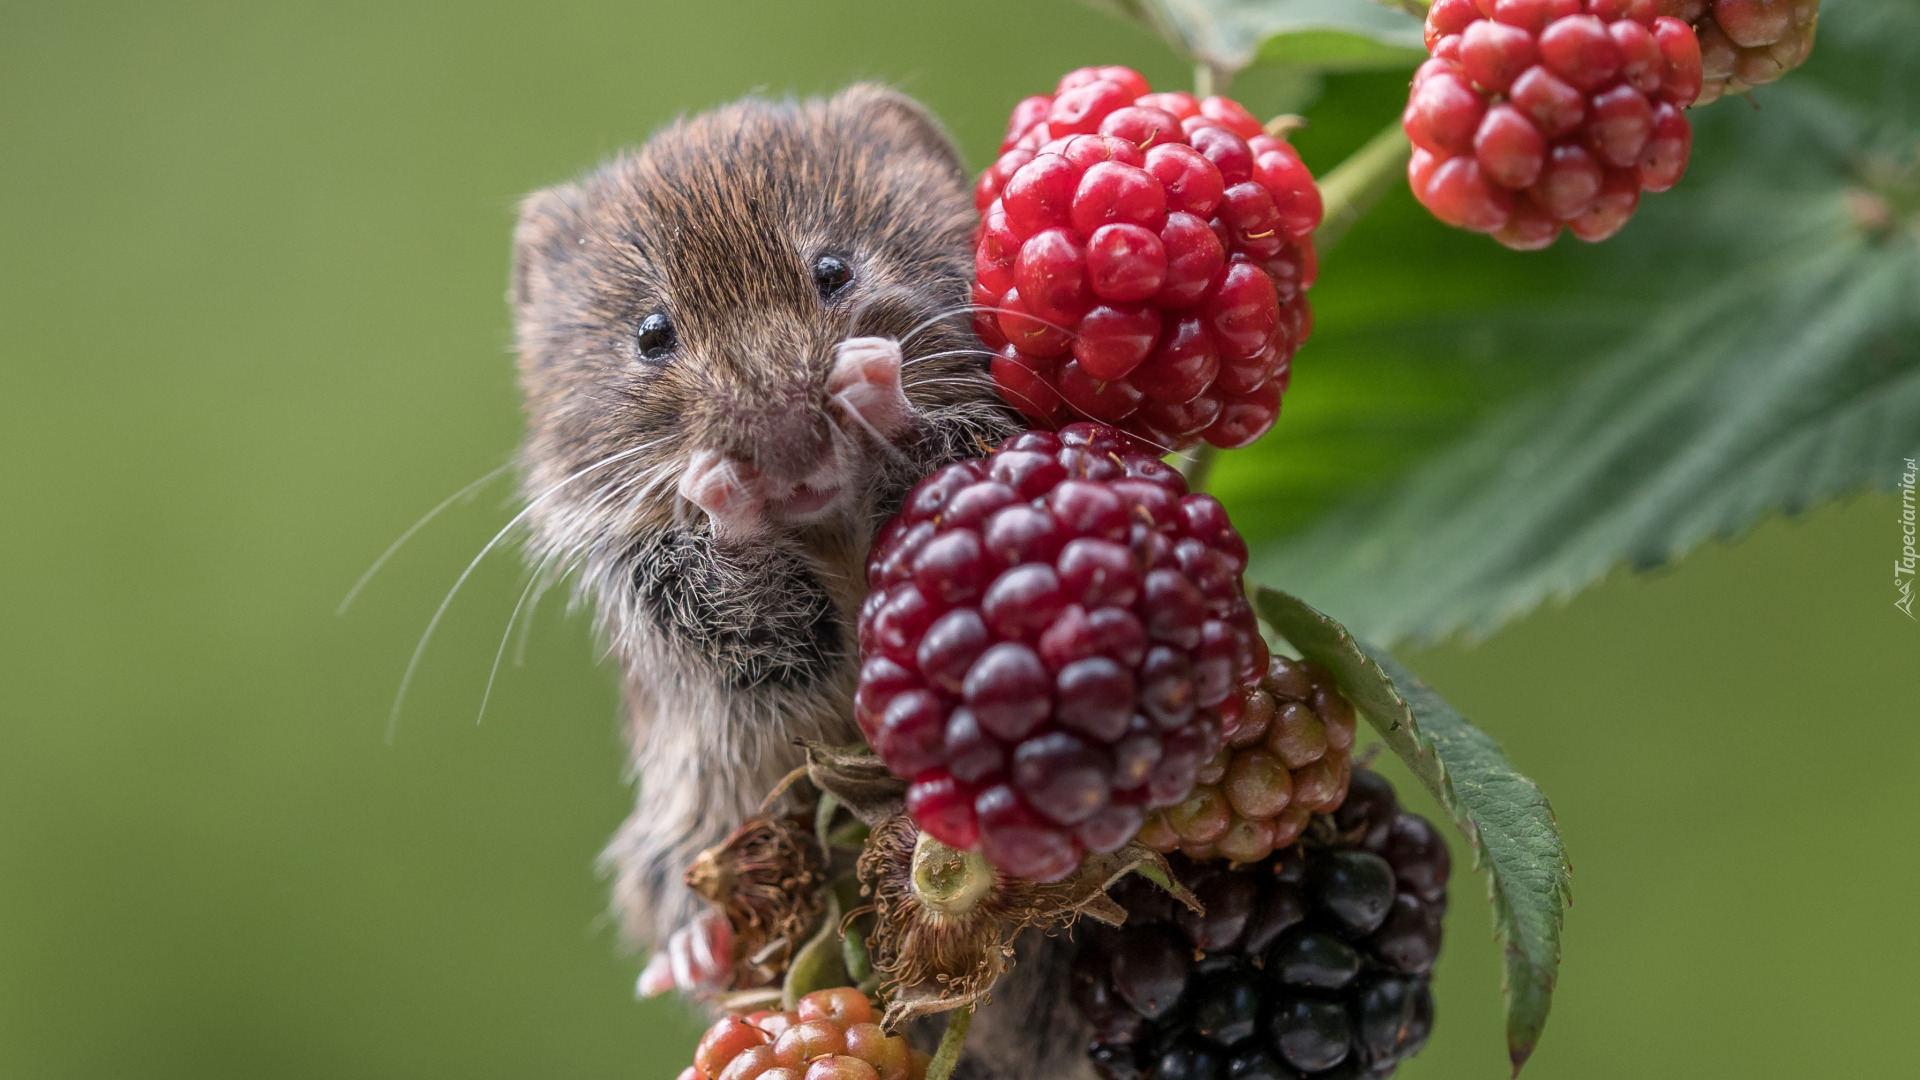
[812,255,852,300]
[636,312,676,361]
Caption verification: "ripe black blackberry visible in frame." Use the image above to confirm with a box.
[1071,769,1449,1080]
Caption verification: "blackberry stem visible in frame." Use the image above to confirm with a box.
[1178,443,1218,491]
[1315,120,1413,254]
[924,1005,974,1080]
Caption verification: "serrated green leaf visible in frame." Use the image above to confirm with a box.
[1084,0,1425,75]
[1228,1,1920,645]
[1255,587,1570,1074]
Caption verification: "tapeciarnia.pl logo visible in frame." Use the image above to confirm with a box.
[1898,457,1917,619]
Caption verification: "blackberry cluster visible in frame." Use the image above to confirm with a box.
[1408,0,1704,249]
[1071,770,1450,1080]
[1138,656,1359,866]
[1659,0,1818,103]
[972,65,1320,451]
[855,423,1267,883]
[681,989,927,1080]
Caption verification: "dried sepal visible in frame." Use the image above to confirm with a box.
[804,740,907,825]
[857,812,1196,1027]
[685,812,829,990]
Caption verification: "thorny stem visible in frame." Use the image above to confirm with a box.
[1313,120,1413,254]
[924,1006,974,1080]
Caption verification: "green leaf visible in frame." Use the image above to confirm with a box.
[1084,0,1425,75]
[1253,26,1428,70]
[1224,1,1920,645]
[1255,587,1571,1074]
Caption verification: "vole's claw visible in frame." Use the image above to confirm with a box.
[828,336,916,443]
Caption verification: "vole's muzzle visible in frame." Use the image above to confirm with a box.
[678,338,916,541]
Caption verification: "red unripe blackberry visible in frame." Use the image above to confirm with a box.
[856,424,1267,882]
[1659,0,1817,104]
[684,990,927,1080]
[1136,655,1358,865]
[975,66,1320,451]
[1405,0,1705,249]
[1073,770,1451,1080]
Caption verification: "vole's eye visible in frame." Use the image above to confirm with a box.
[812,255,852,300]
[636,312,676,361]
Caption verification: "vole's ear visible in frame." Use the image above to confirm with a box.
[509,179,586,314]
[827,83,969,186]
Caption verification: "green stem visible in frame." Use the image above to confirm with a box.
[1178,444,1217,492]
[1194,60,1237,98]
[1312,121,1413,254]
[924,1006,974,1080]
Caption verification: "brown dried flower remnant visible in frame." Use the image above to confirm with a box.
[686,813,828,990]
[858,812,1191,1027]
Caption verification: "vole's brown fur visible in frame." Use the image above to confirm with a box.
[510,86,1090,1077]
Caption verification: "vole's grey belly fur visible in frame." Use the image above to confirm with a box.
[629,531,845,693]
[599,523,867,946]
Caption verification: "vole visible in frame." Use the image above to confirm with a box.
[509,85,1090,1078]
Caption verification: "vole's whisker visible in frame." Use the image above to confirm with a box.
[965,303,1076,335]
[388,442,656,743]
[337,461,514,615]
[475,552,553,726]
[513,561,564,667]
[835,401,912,463]
[895,304,977,351]
[481,458,645,713]
[901,346,999,369]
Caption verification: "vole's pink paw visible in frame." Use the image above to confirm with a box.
[829,336,915,443]
[636,912,732,998]
[679,449,770,541]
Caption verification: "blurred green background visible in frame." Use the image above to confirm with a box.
[1,2,1914,1078]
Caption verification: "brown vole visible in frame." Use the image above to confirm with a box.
[510,85,1093,1076]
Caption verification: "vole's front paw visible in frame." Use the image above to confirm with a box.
[829,337,917,444]
[636,911,733,998]
[678,450,773,542]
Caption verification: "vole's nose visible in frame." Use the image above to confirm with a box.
[756,400,837,484]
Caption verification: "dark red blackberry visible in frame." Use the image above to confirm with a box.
[1406,0,1706,249]
[973,65,1320,451]
[855,423,1267,883]
[1072,769,1449,1080]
